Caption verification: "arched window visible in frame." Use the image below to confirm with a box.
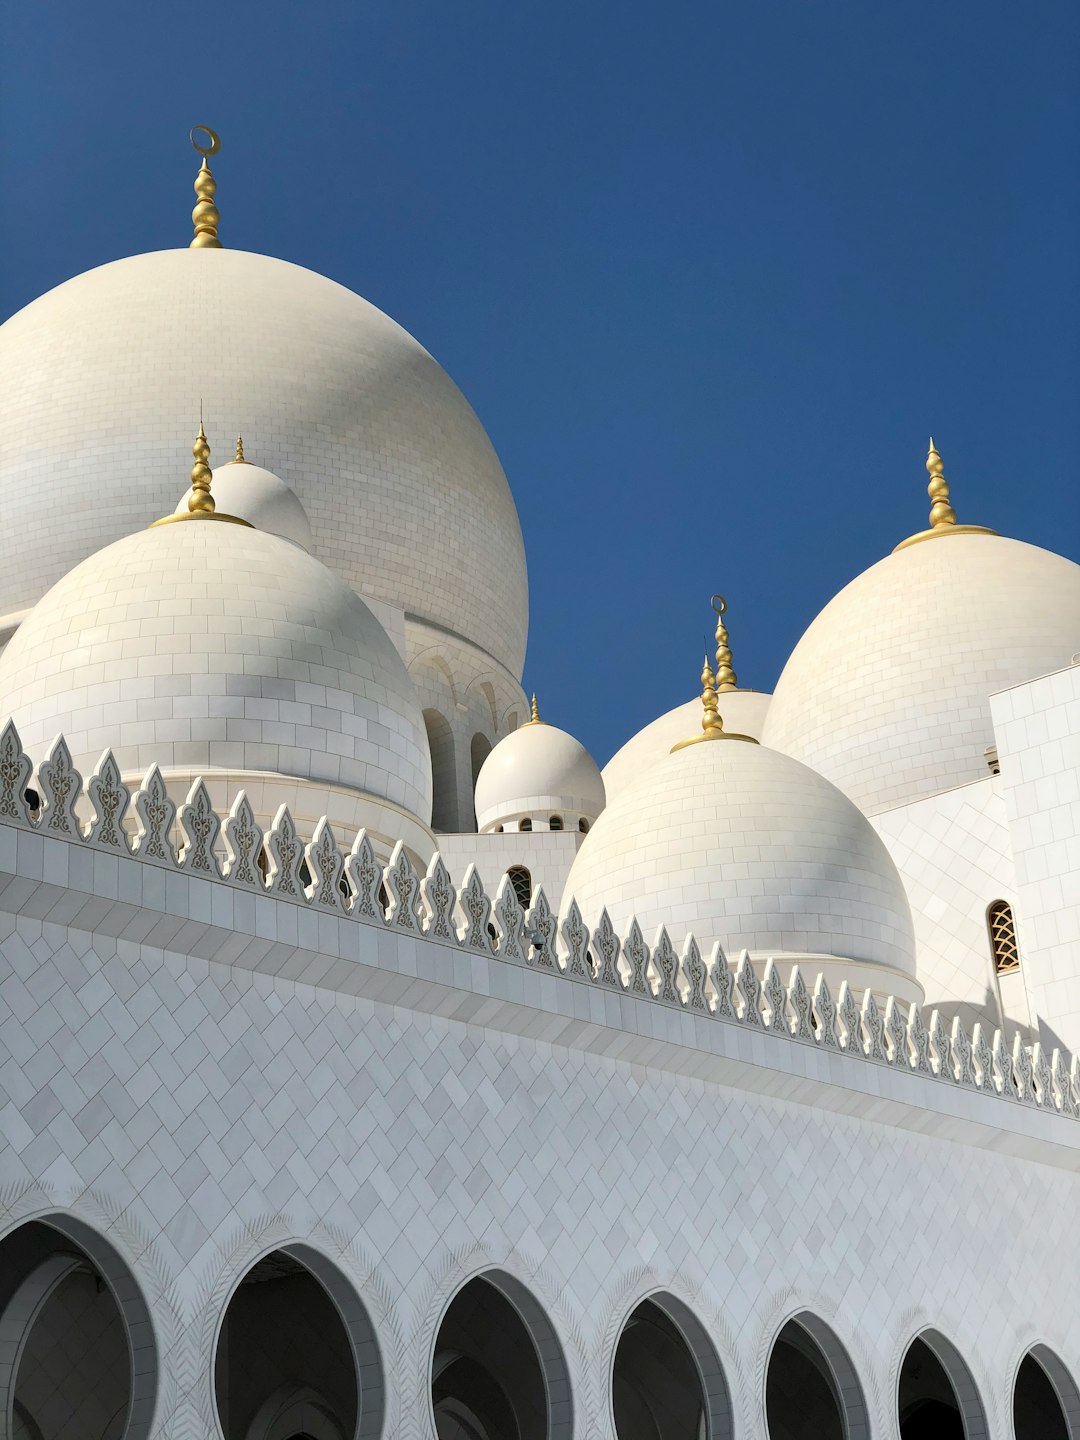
[988,900,1019,974]
[1014,1346,1080,1440]
[519,818,532,833]
[766,1315,870,1440]
[425,710,458,833]
[215,1246,382,1440]
[0,1217,159,1440]
[613,1295,733,1439]
[549,816,563,832]
[897,1331,987,1440]
[507,867,532,908]
[578,818,589,834]
[431,1272,572,1440]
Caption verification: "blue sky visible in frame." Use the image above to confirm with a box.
[3,2,1078,766]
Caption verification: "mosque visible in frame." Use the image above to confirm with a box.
[0,128,1078,1440]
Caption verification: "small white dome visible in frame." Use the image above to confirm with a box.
[0,515,433,848]
[602,690,771,803]
[763,533,1080,816]
[176,459,313,550]
[562,736,918,998]
[474,718,605,833]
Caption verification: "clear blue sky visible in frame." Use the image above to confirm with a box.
[2,2,1077,766]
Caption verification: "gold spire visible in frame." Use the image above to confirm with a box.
[893,437,997,551]
[187,422,215,514]
[150,425,252,528]
[189,126,223,249]
[672,605,758,750]
[527,694,544,725]
[712,594,738,691]
[234,435,247,464]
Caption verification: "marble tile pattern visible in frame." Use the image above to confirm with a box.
[602,691,772,804]
[993,665,1080,1053]
[1,786,1079,1440]
[873,776,1018,1032]
[763,535,1080,817]
[0,523,433,828]
[562,736,916,977]
[0,249,529,679]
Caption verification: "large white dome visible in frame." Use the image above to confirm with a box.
[0,248,528,676]
[763,533,1080,816]
[474,717,605,833]
[562,736,918,999]
[0,515,434,851]
[602,690,771,802]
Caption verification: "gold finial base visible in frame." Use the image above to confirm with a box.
[670,729,757,751]
[893,522,998,552]
[894,438,997,551]
[150,511,253,529]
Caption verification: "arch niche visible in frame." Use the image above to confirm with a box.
[424,709,458,832]
[897,1329,988,1440]
[765,1313,869,1440]
[611,1292,733,1440]
[430,1271,571,1440]
[0,1215,157,1440]
[214,1244,382,1440]
[1014,1346,1080,1440]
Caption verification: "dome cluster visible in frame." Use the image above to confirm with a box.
[1,132,1078,1008]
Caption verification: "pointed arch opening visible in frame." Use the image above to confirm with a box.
[612,1293,733,1440]
[1014,1346,1080,1439]
[214,1244,383,1440]
[431,1271,571,1440]
[898,1330,987,1440]
[0,1215,158,1440]
[424,709,458,832]
[766,1313,869,1440]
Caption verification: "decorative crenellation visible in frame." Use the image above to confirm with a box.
[4,718,1079,1121]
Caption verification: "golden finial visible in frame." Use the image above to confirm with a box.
[672,607,758,751]
[234,435,247,464]
[893,437,997,551]
[187,423,215,514]
[925,437,956,528]
[712,594,738,691]
[149,424,253,528]
[189,126,223,249]
[528,694,543,725]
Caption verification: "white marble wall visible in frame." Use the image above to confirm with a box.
[872,776,1021,1034]
[1,812,1078,1440]
[992,665,1080,1054]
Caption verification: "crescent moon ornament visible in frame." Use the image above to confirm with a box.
[190,125,221,157]
[710,594,727,617]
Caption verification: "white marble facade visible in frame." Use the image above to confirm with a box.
[2,140,1080,1440]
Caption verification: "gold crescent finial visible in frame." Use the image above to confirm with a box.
[528,694,542,724]
[235,435,247,464]
[711,593,738,691]
[189,126,223,249]
[894,436,997,551]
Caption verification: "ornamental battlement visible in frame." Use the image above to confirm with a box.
[4,718,1077,1124]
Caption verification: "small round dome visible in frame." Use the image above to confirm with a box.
[763,533,1080,816]
[603,690,771,803]
[563,736,918,999]
[176,458,313,550]
[0,515,433,848]
[474,715,605,833]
